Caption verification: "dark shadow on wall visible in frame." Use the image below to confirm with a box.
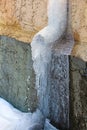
[69,56,87,130]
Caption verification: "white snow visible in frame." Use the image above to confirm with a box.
[0,98,44,130]
[0,98,59,130]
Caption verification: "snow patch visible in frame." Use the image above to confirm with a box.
[0,98,44,130]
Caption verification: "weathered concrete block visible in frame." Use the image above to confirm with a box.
[70,0,87,43]
[0,36,37,112]
[70,56,87,130]
[0,0,48,43]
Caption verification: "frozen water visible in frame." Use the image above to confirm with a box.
[31,0,71,129]
[0,98,44,130]
[0,97,59,130]
[28,123,43,130]
[31,0,68,112]
[34,0,67,45]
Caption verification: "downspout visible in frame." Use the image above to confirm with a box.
[31,0,67,60]
[31,0,70,129]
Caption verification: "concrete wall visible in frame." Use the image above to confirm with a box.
[0,36,37,112]
[0,0,87,61]
[71,0,87,61]
[70,56,87,130]
[0,0,48,43]
[0,36,87,129]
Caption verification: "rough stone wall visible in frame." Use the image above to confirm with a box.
[0,36,37,112]
[0,0,87,61]
[71,0,87,43]
[70,2,87,125]
[0,0,48,43]
[70,0,87,61]
[70,56,87,130]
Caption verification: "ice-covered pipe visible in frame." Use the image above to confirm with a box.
[37,0,67,43]
[31,0,67,60]
[31,0,68,119]
[33,0,67,43]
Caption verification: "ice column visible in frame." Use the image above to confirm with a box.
[31,0,69,129]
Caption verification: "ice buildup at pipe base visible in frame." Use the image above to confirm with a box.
[0,97,44,130]
[0,97,59,130]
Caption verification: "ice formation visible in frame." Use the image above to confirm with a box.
[31,0,68,117]
[32,0,67,46]
[0,98,44,130]
[0,0,69,129]
[0,97,59,130]
[31,0,67,70]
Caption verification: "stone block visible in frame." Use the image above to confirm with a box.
[0,36,37,112]
[70,56,87,130]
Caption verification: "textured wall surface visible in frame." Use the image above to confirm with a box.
[0,37,87,129]
[0,36,37,112]
[0,0,48,43]
[0,0,86,43]
[70,56,87,130]
[71,0,87,61]
[71,0,87,43]
[0,0,86,61]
